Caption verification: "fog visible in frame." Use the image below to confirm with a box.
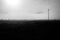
[48,0,60,19]
[0,0,60,20]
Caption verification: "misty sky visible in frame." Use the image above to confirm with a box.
[0,0,60,20]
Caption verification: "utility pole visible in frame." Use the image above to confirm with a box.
[48,8,49,20]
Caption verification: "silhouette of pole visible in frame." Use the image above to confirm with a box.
[48,8,49,20]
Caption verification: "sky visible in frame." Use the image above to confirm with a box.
[0,0,60,20]
[48,0,60,19]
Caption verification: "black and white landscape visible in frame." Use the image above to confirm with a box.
[0,0,57,40]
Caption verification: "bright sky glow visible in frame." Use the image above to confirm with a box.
[3,0,23,10]
[4,0,22,7]
[6,0,19,5]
